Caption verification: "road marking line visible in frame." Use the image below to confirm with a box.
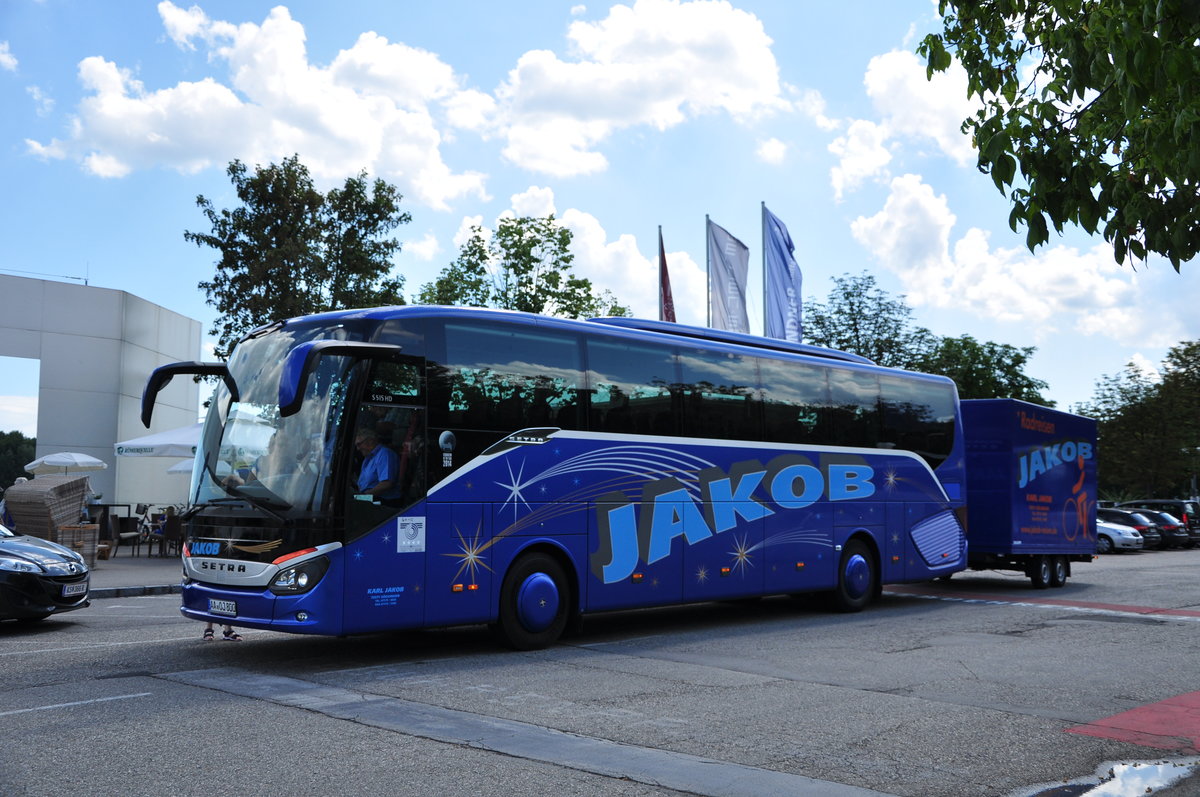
[0,692,151,717]
[884,587,1200,623]
[0,635,206,657]
[162,667,895,797]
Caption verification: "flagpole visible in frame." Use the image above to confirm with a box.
[761,201,766,338]
[705,214,711,327]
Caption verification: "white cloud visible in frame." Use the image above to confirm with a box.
[828,120,891,200]
[26,86,54,116]
[510,185,557,217]
[756,137,786,165]
[493,0,792,175]
[850,174,1176,347]
[404,232,440,261]
[863,50,975,167]
[0,42,17,71]
[829,49,977,199]
[0,396,38,438]
[29,4,489,209]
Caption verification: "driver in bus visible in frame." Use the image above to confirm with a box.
[354,428,402,501]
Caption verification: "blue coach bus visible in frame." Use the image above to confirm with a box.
[142,306,967,649]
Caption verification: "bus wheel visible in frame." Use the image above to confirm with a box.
[1030,556,1051,589]
[832,539,875,613]
[1050,556,1068,588]
[497,553,569,650]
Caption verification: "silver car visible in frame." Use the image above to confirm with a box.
[1096,519,1143,554]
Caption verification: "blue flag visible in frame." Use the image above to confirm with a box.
[763,205,802,342]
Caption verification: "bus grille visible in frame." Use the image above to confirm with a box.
[910,510,964,567]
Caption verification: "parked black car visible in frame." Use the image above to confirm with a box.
[1130,510,1191,549]
[1097,508,1163,550]
[0,523,90,622]
[1118,500,1200,547]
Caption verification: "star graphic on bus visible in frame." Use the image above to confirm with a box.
[728,535,754,575]
[696,565,709,584]
[883,467,900,491]
[496,458,533,520]
[445,526,494,584]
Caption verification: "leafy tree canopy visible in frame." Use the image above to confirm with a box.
[1075,340,1200,497]
[0,430,36,493]
[417,215,630,318]
[916,334,1050,403]
[188,155,410,359]
[920,0,1200,268]
[804,272,1052,404]
[803,272,937,369]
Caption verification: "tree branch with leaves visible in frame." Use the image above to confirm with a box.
[920,0,1200,269]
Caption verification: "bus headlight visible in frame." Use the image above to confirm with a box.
[269,556,329,595]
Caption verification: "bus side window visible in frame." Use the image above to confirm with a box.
[677,348,760,441]
[586,339,677,436]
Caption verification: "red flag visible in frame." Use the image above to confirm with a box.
[658,227,676,322]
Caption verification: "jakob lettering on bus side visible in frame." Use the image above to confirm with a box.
[591,455,876,583]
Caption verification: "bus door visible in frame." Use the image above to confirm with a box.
[341,360,430,634]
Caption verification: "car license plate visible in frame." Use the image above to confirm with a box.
[62,581,88,597]
[209,598,237,617]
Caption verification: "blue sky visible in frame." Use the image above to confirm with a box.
[2,0,1196,438]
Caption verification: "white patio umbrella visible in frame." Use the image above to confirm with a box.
[24,452,109,475]
[114,422,202,458]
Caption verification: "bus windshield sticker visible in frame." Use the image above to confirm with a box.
[396,516,426,553]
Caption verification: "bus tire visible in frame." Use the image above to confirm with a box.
[832,539,875,613]
[496,552,569,651]
[1050,555,1068,588]
[1030,556,1051,589]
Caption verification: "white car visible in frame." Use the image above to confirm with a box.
[1096,519,1143,554]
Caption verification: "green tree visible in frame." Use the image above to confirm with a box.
[920,0,1200,268]
[417,215,630,318]
[0,430,35,492]
[804,272,1051,402]
[915,334,1051,404]
[803,272,938,368]
[1075,340,1200,497]
[188,155,410,359]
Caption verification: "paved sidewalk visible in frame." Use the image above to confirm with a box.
[88,550,184,599]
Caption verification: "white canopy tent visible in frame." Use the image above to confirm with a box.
[114,423,202,459]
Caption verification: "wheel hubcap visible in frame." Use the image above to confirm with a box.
[844,554,870,599]
[516,572,560,632]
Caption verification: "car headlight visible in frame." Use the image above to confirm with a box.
[0,556,41,573]
[269,556,329,595]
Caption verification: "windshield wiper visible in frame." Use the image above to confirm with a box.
[187,494,289,524]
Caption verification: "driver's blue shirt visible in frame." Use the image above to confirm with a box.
[357,444,401,498]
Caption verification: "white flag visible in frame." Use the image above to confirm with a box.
[706,219,749,333]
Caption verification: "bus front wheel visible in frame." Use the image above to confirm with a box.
[832,539,875,613]
[496,553,570,650]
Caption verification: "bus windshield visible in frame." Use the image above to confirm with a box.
[191,325,355,519]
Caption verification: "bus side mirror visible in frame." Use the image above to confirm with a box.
[142,362,236,428]
[279,341,401,418]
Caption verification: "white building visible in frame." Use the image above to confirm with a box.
[0,274,201,505]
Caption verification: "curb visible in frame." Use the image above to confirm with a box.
[91,584,183,599]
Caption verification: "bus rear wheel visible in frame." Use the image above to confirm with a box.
[496,553,570,650]
[831,539,875,613]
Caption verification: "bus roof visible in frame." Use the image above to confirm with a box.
[269,305,876,367]
[586,317,873,364]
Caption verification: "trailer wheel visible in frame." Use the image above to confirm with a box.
[1030,556,1051,589]
[496,552,569,650]
[832,539,875,612]
[1049,556,1068,588]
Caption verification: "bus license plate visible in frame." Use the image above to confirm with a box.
[209,598,237,617]
[62,582,88,597]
